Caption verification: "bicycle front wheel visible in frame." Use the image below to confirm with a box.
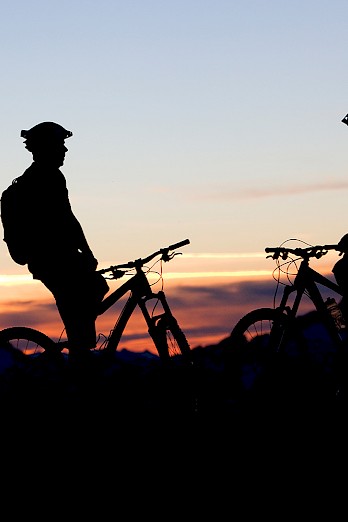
[230,307,294,349]
[153,316,191,361]
[225,308,296,400]
[0,327,59,357]
[152,315,197,416]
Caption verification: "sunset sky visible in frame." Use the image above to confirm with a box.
[1,0,348,353]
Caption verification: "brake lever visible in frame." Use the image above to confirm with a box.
[266,253,279,260]
[108,268,126,280]
[162,251,182,262]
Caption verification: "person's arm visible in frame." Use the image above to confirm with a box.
[70,212,98,269]
[58,171,98,269]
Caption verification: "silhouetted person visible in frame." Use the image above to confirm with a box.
[332,234,348,322]
[337,119,348,321]
[16,121,108,365]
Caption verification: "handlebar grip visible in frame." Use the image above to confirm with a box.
[168,239,190,250]
[323,244,340,251]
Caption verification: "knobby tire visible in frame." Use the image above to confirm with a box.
[225,307,307,404]
[155,316,191,361]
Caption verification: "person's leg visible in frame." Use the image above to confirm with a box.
[39,272,97,356]
[57,293,97,352]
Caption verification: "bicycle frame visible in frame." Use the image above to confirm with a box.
[97,270,176,355]
[275,257,344,347]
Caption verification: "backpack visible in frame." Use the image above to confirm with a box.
[0,178,29,265]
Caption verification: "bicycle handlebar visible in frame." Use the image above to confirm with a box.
[98,239,190,277]
[265,244,340,260]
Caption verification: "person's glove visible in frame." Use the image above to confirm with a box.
[79,249,98,271]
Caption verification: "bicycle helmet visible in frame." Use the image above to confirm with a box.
[21,122,72,151]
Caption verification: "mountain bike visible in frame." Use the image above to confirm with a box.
[225,239,348,404]
[0,239,191,363]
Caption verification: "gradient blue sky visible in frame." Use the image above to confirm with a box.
[1,0,348,350]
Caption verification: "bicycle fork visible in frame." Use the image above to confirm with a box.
[139,290,177,361]
[268,283,303,353]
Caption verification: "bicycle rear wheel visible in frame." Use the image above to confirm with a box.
[0,327,59,356]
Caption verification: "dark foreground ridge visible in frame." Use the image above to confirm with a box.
[2,329,348,483]
[0,331,347,430]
